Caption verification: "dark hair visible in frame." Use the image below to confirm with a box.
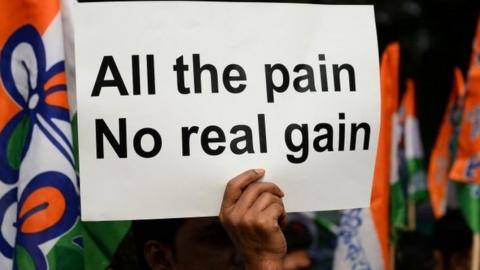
[132,218,186,270]
[433,210,472,267]
[108,229,140,270]
[283,220,313,252]
[395,230,435,270]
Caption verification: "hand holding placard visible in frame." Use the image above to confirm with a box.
[219,169,286,270]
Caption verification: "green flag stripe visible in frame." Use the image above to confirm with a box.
[7,115,30,170]
[456,183,480,233]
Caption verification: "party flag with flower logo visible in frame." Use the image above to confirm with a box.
[0,0,83,269]
[427,68,465,219]
[450,18,480,184]
[450,17,480,234]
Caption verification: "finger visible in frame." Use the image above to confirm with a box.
[261,203,285,229]
[250,192,283,213]
[234,182,284,213]
[221,169,265,210]
[279,211,288,228]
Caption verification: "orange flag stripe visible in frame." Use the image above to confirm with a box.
[371,42,400,270]
[401,79,416,117]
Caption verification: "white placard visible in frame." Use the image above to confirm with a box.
[74,1,380,221]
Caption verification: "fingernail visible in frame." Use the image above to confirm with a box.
[254,168,265,175]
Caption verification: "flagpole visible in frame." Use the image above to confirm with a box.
[408,200,416,231]
[390,243,396,270]
[472,233,480,270]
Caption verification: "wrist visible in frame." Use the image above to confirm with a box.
[244,254,284,270]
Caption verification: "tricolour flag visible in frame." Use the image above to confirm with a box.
[427,68,465,219]
[391,78,435,234]
[397,79,434,232]
[333,42,399,270]
[0,0,83,269]
[389,104,405,233]
[400,80,428,205]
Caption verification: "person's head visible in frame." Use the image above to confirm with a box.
[107,229,140,270]
[433,210,472,270]
[132,216,313,270]
[282,215,313,270]
[395,230,435,270]
[133,217,242,270]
